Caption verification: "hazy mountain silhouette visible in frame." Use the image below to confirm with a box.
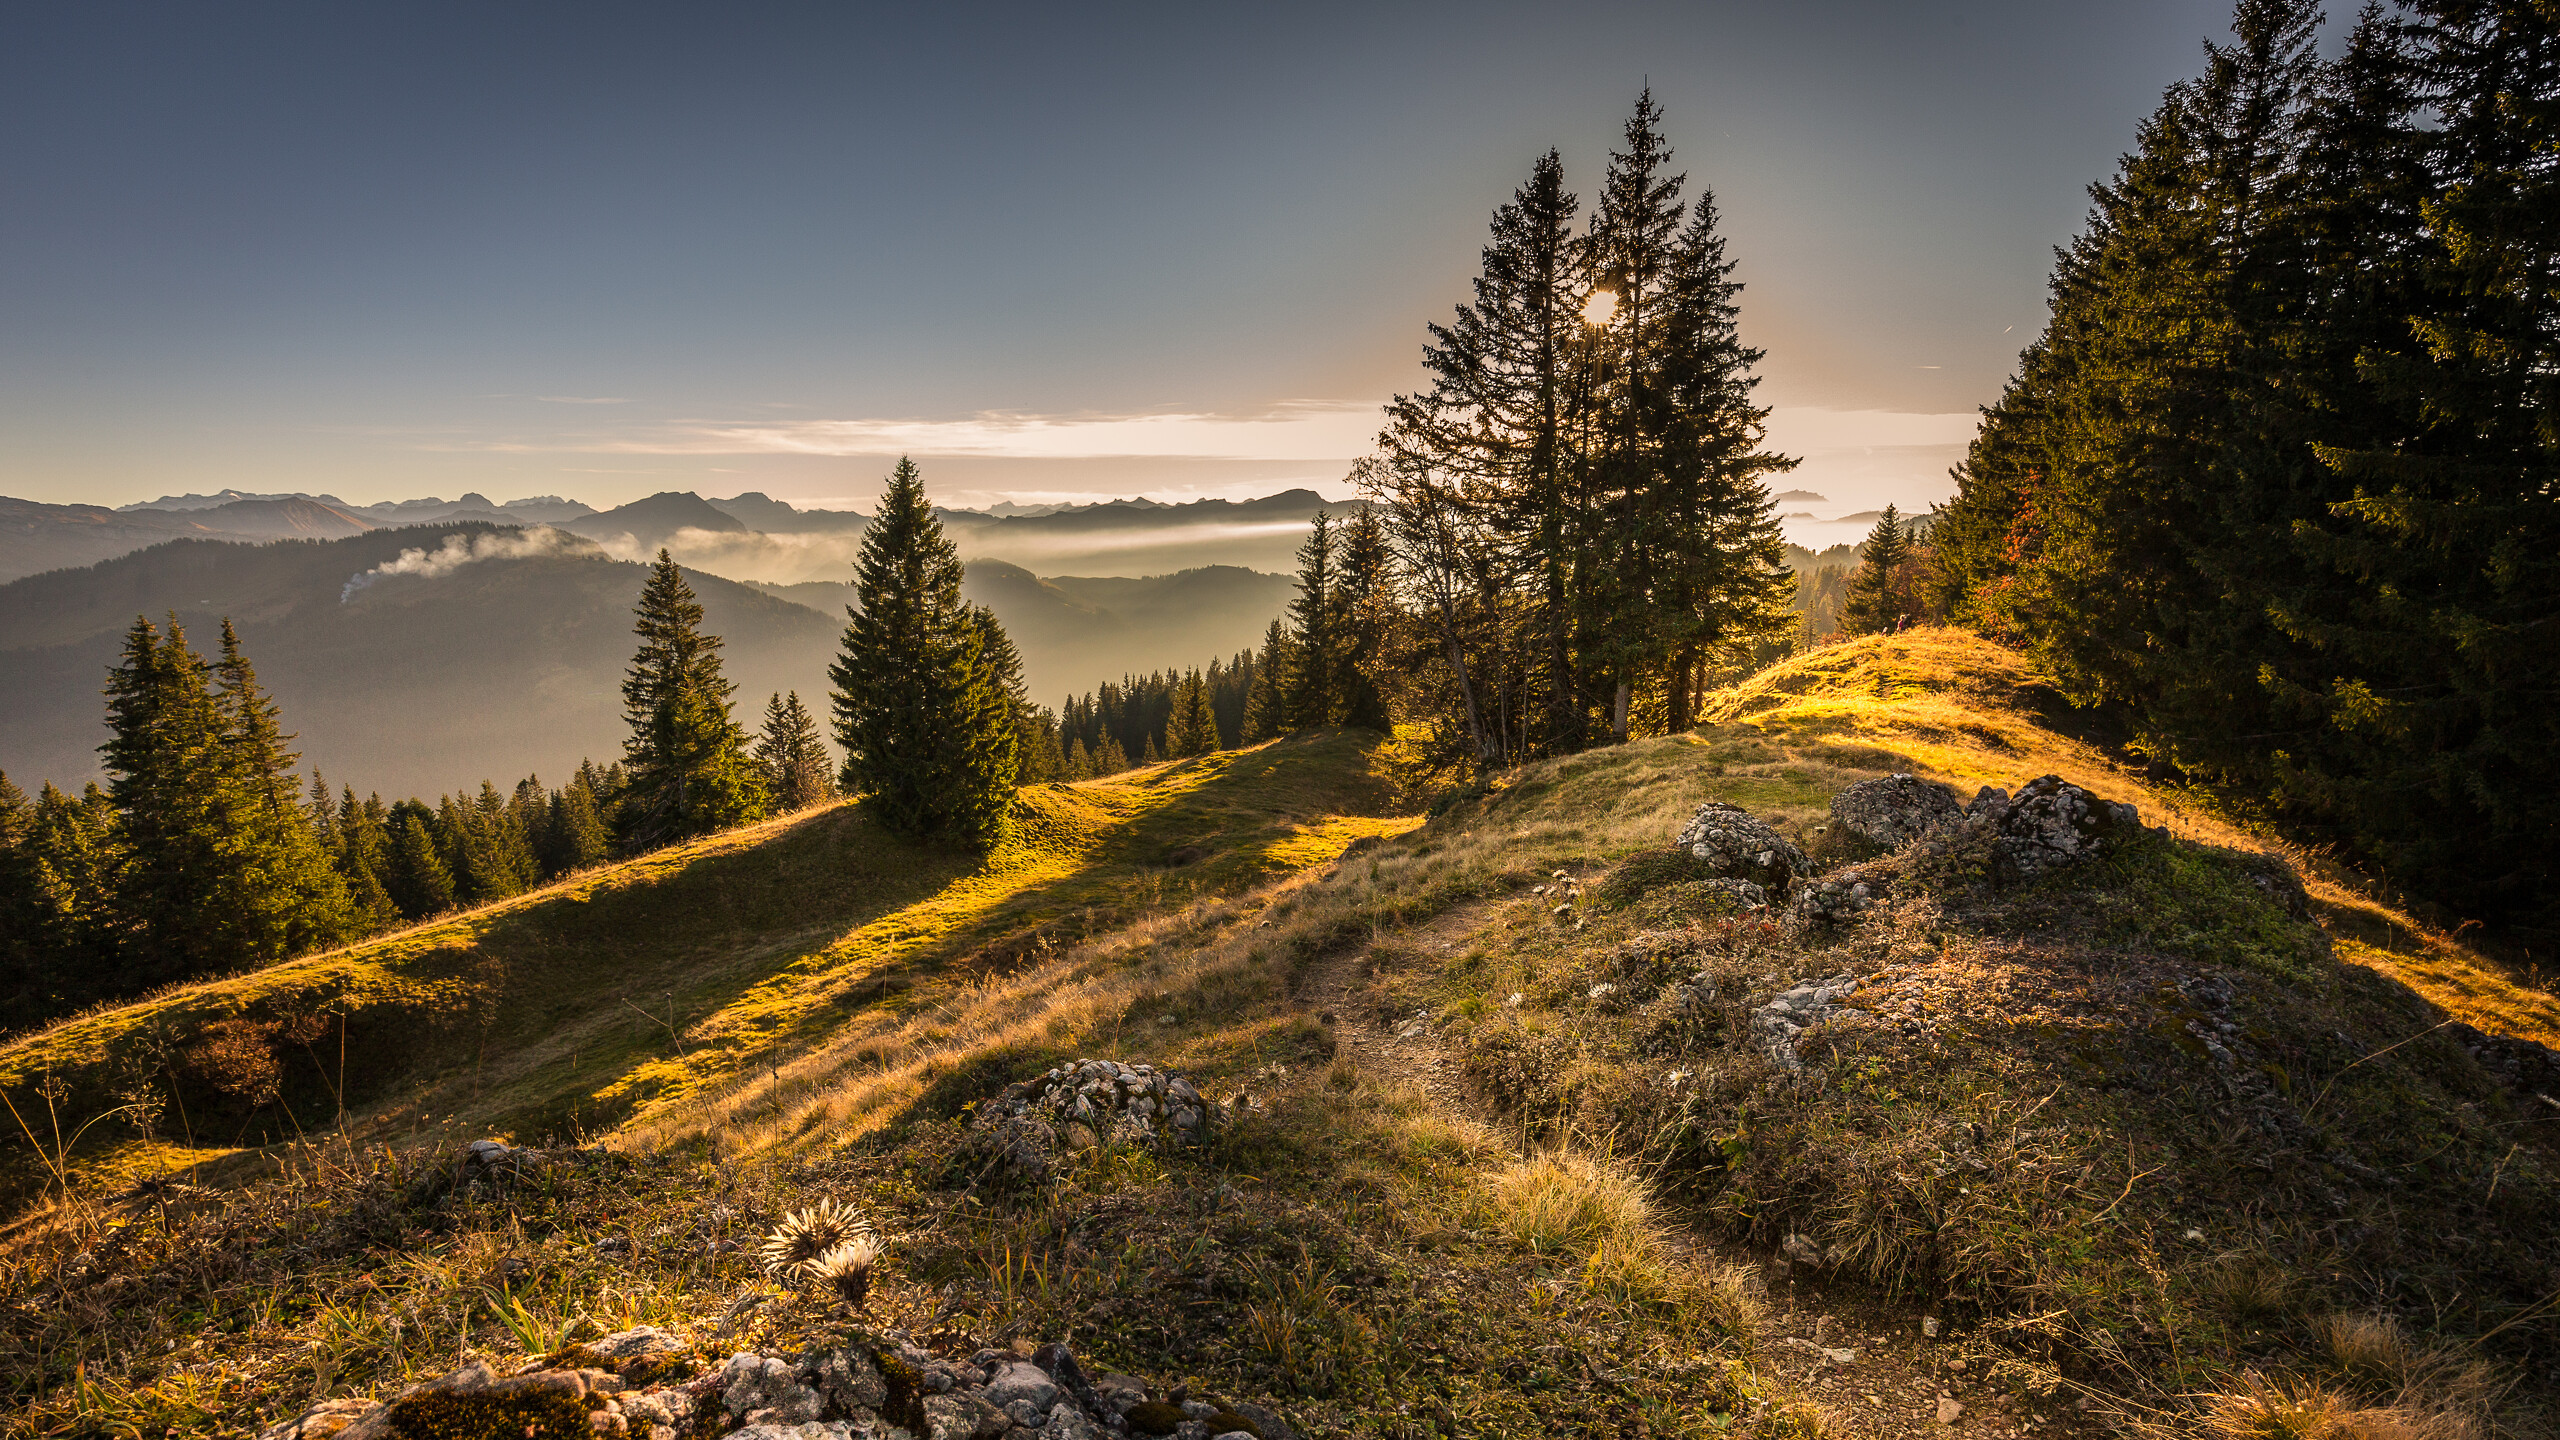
[2,496,372,583]
[562,491,751,551]
[751,559,1291,705]
[0,528,1294,797]
[0,527,836,798]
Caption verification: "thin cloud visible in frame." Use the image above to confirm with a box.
[446,401,1382,462]
[535,395,635,405]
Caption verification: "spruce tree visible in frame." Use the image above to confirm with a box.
[0,773,56,1024]
[1166,669,1219,757]
[1839,506,1916,635]
[100,616,349,991]
[383,800,455,919]
[619,551,768,851]
[1284,513,1338,727]
[1385,148,1588,751]
[1331,506,1394,731]
[1244,621,1293,742]
[756,691,837,812]
[830,459,1020,846]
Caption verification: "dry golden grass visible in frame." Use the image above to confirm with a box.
[2197,1372,2478,1440]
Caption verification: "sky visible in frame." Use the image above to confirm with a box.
[0,0,2241,542]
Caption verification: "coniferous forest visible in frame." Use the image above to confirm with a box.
[1928,0,2557,939]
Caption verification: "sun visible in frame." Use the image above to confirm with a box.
[1583,289,1618,325]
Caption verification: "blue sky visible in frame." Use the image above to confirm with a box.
[0,0,2239,531]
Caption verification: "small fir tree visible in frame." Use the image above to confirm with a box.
[1839,505,1916,635]
[619,551,768,851]
[1166,669,1220,757]
[756,691,837,812]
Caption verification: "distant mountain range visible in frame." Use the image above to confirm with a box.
[5,486,1355,583]
[0,524,1295,798]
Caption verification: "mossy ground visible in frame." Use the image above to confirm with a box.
[2,629,2552,1439]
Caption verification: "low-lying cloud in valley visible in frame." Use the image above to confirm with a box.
[339,525,597,601]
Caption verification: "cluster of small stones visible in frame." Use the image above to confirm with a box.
[261,1327,1300,1440]
[1749,975,1859,1071]
[982,1060,1220,1149]
[1674,802,1810,895]
[1786,870,1888,934]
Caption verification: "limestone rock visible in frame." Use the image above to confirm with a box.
[1986,775,2149,882]
[1752,976,1857,1070]
[1788,871,1887,933]
[1830,774,1963,849]
[973,1059,1223,1182]
[1674,802,1811,895]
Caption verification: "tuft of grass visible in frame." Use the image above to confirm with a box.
[2197,1372,2475,1440]
[1479,1150,1655,1257]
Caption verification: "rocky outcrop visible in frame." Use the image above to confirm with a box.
[1788,870,1888,935]
[1674,803,1810,896]
[1969,775,2151,883]
[1829,774,1963,849]
[960,1060,1222,1190]
[259,1327,1300,1440]
[1751,975,1858,1071]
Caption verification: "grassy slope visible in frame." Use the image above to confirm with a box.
[3,628,2551,1438]
[0,729,1415,1199]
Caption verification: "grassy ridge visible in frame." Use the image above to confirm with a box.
[2,628,2550,1439]
[0,730,1413,1201]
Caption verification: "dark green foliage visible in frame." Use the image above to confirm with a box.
[830,459,1019,846]
[1282,511,1338,728]
[539,768,613,875]
[1241,620,1290,742]
[754,690,836,812]
[1837,505,1918,635]
[1366,92,1796,764]
[618,551,768,852]
[382,800,455,920]
[1054,649,1254,772]
[100,616,355,995]
[1166,667,1220,757]
[1929,0,2560,937]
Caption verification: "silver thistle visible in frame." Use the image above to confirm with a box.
[808,1237,879,1310]
[759,1199,876,1279]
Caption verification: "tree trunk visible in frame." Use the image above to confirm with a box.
[1611,681,1632,743]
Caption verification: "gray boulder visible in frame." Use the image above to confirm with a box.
[1985,775,2149,882]
[1751,976,1858,1070]
[1789,871,1888,934]
[1674,802,1811,895]
[1830,774,1963,849]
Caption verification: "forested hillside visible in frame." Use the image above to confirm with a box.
[1926,0,2558,940]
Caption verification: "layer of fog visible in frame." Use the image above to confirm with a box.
[582,520,1317,587]
[341,525,596,601]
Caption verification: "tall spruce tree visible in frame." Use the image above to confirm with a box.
[618,551,768,851]
[1331,506,1395,730]
[830,459,1021,846]
[756,691,837,812]
[1243,619,1293,741]
[1284,512,1339,727]
[1166,669,1219,757]
[100,615,353,992]
[1382,149,1587,751]
[211,620,356,950]
[1839,506,1917,635]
